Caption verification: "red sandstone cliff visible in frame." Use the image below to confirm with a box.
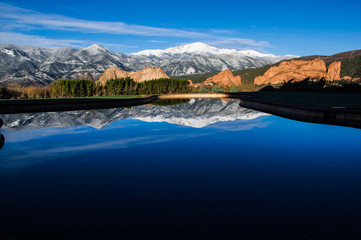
[200,70,242,87]
[98,66,169,85]
[327,61,341,81]
[254,59,341,85]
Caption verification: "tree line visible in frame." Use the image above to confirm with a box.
[0,77,191,99]
[103,77,190,96]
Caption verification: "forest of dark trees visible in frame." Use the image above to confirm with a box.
[0,77,191,99]
[51,77,191,97]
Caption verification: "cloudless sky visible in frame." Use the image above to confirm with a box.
[0,0,360,56]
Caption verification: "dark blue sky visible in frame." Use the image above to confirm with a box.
[0,0,360,56]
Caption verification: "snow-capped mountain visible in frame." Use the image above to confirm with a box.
[129,42,296,76]
[132,42,284,58]
[0,99,269,130]
[0,44,130,85]
[0,42,297,85]
[132,42,241,57]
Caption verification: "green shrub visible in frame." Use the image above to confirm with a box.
[198,87,208,93]
[212,86,223,93]
[229,86,239,92]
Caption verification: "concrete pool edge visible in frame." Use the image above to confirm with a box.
[0,96,158,114]
[238,96,361,129]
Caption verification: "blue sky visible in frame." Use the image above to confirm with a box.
[0,0,360,56]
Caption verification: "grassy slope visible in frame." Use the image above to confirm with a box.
[177,72,217,84]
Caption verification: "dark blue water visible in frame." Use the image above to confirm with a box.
[0,99,361,239]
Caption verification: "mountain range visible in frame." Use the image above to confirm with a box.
[0,42,296,86]
[0,99,268,130]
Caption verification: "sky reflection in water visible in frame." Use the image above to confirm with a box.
[0,99,361,238]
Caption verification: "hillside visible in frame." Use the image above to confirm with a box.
[177,72,217,84]
[295,49,361,64]
[340,55,361,78]
[289,50,361,78]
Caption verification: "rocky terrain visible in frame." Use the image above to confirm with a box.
[0,99,268,130]
[97,66,169,85]
[0,42,295,86]
[254,59,341,85]
[196,70,242,87]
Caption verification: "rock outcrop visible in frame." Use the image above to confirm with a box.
[98,67,131,84]
[98,66,169,85]
[327,61,341,81]
[254,59,341,85]
[200,70,242,87]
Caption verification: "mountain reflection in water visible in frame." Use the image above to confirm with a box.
[0,99,268,131]
[0,99,270,171]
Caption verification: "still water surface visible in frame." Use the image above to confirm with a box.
[0,99,361,239]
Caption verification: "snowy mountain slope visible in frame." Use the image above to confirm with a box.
[0,42,297,85]
[0,44,130,85]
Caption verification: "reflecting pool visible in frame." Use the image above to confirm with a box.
[0,99,361,239]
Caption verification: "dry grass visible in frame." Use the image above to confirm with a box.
[3,83,50,99]
[24,86,50,99]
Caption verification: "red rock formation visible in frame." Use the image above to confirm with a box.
[254,59,341,85]
[327,61,341,81]
[98,66,169,85]
[98,67,132,85]
[201,70,241,87]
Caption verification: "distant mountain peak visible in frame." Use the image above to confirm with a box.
[85,44,105,49]
[82,44,108,54]
[170,42,215,52]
